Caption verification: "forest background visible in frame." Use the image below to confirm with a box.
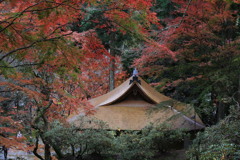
[0,0,240,159]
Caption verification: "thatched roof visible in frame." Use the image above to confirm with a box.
[69,76,205,131]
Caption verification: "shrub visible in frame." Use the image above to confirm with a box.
[44,118,115,160]
[114,124,186,160]
[187,107,240,160]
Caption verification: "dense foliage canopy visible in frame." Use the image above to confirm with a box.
[1,0,240,159]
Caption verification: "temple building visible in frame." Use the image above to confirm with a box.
[70,72,205,131]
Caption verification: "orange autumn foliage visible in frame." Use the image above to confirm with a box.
[0,0,158,156]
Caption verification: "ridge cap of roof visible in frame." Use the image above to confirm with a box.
[89,76,171,107]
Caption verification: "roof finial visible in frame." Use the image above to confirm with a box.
[130,68,141,85]
[133,68,138,77]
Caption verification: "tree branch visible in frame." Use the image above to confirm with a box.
[0,31,73,61]
[159,0,192,33]
[33,100,53,125]
[33,136,44,160]
[0,1,45,33]
[44,0,83,11]
[0,62,42,68]
[0,89,16,93]
[25,2,65,12]
[0,0,71,33]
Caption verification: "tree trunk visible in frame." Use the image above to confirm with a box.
[238,74,240,110]
[50,142,64,159]
[217,102,225,122]
[33,136,44,160]
[44,143,52,160]
[71,144,75,157]
[109,49,115,91]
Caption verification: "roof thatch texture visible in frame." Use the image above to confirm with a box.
[69,76,205,131]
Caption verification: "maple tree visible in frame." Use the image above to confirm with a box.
[134,0,240,125]
[71,0,160,90]
[0,0,239,159]
[0,0,160,159]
